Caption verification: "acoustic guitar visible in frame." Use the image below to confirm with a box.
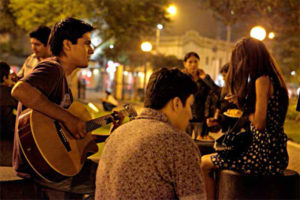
[17,102,137,182]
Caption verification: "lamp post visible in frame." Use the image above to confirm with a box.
[141,41,152,89]
[156,24,163,54]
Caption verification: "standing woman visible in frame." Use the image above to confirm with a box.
[182,52,220,140]
[201,38,289,199]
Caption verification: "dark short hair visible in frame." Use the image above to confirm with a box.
[220,63,230,73]
[0,61,10,83]
[49,17,94,56]
[144,68,197,109]
[184,52,200,62]
[29,26,51,46]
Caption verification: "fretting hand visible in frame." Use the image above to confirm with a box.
[63,115,87,139]
[109,111,125,133]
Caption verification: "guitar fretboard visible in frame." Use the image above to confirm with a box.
[85,109,130,132]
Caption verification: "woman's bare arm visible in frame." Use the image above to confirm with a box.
[248,76,271,130]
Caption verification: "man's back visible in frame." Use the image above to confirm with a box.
[96,108,206,200]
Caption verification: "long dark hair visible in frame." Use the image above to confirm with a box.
[225,37,288,114]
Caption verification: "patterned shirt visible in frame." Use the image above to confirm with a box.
[96,108,206,200]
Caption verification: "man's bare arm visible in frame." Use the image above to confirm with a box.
[11,81,86,139]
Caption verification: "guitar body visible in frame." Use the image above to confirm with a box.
[17,102,98,182]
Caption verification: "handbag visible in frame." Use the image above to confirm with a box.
[215,113,252,157]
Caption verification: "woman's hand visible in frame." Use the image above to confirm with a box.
[206,118,219,127]
[197,69,206,79]
[224,94,238,105]
[206,118,221,133]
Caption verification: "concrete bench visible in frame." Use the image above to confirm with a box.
[216,169,299,200]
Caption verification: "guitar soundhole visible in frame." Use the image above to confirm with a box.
[54,121,71,152]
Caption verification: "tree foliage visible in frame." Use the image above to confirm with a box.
[93,0,169,64]
[199,0,254,26]
[0,0,17,33]
[9,0,93,31]
[7,0,170,65]
[200,0,300,80]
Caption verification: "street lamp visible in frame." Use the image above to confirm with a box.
[141,41,152,89]
[141,41,152,52]
[156,24,163,54]
[250,26,266,41]
[268,32,275,39]
[167,5,177,16]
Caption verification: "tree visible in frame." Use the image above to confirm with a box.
[199,0,255,42]
[0,0,17,33]
[9,0,93,32]
[8,0,170,65]
[252,0,300,82]
[200,0,300,81]
[93,0,170,64]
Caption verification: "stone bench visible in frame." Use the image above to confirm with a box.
[0,166,91,199]
[216,169,299,200]
[0,166,41,199]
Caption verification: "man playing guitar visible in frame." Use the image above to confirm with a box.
[12,18,100,198]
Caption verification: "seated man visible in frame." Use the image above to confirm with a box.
[101,90,118,111]
[96,68,206,200]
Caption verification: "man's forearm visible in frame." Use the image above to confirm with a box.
[11,81,72,123]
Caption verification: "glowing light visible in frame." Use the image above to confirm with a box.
[157,24,163,30]
[138,72,144,78]
[141,42,152,52]
[250,26,266,41]
[123,71,128,76]
[91,36,101,47]
[109,44,114,49]
[87,71,92,77]
[291,71,296,76]
[88,102,99,112]
[167,5,177,16]
[93,69,99,75]
[107,60,120,74]
[268,32,275,39]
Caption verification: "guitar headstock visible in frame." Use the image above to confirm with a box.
[123,104,137,120]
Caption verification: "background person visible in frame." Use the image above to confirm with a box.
[0,61,17,165]
[201,37,289,200]
[12,18,96,198]
[101,90,118,111]
[96,68,206,200]
[297,91,300,111]
[17,25,51,78]
[206,63,240,133]
[182,52,220,141]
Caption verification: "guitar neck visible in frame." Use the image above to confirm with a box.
[85,109,128,132]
